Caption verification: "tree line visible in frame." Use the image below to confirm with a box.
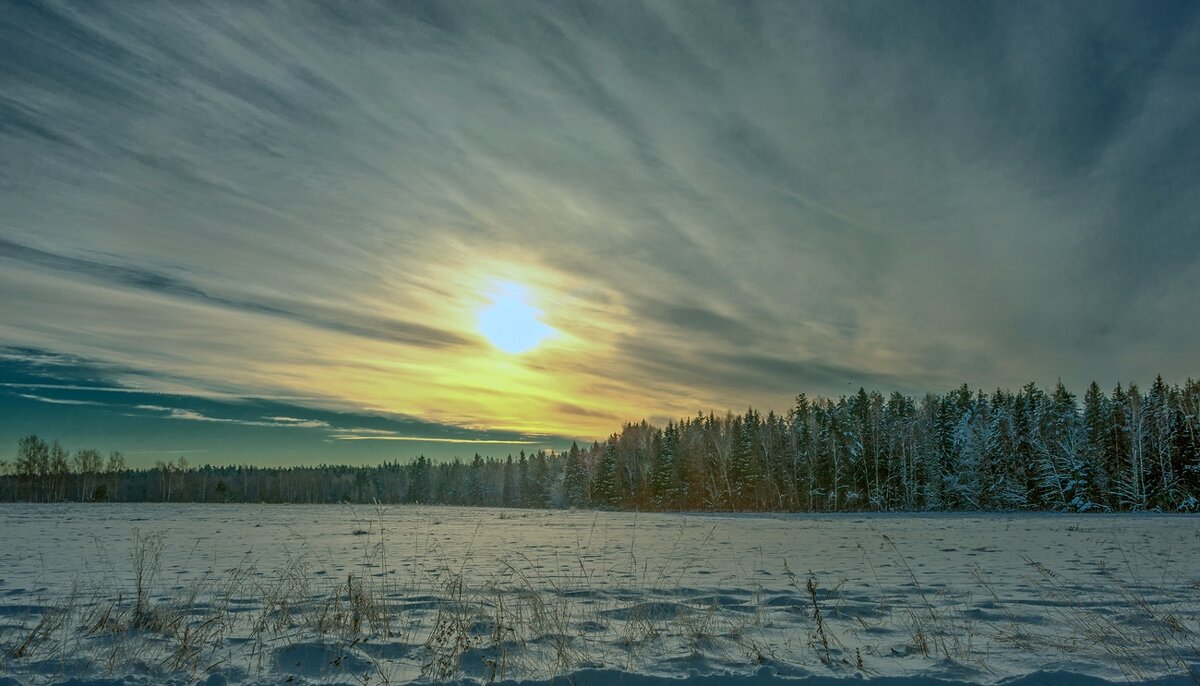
[2,377,1198,511]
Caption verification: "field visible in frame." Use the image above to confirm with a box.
[1,504,1197,686]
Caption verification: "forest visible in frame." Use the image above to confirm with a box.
[3,377,1198,512]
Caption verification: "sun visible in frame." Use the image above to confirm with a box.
[476,281,556,354]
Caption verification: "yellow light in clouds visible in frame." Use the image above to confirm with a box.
[476,281,556,354]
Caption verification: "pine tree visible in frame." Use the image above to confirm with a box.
[1146,375,1177,508]
[500,456,514,507]
[727,411,756,510]
[516,452,529,507]
[591,438,618,507]
[1037,381,1094,511]
[1169,406,1198,510]
[469,454,488,504]
[885,392,917,509]
[789,394,815,511]
[407,456,430,503]
[529,451,550,508]
[1082,381,1109,507]
[984,398,1025,508]
[563,442,588,508]
[950,404,985,509]
[926,394,956,510]
[1118,384,1149,510]
[650,423,679,509]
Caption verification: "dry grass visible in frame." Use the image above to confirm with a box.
[1021,543,1200,686]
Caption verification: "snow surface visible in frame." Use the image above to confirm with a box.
[0,504,1197,686]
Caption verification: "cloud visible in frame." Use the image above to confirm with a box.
[615,339,905,403]
[17,393,105,406]
[1,0,1198,445]
[1,347,569,464]
[327,435,541,445]
[0,239,475,350]
[552,402,617,420]
[629,298,760,347]
[266,416,332,429]
[4,382,317,402]
[140,408,328,431]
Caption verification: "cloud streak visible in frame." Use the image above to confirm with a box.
[17,393,105,406]
[328,435,542,445]
[0,238,475,350]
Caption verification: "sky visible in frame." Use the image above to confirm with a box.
[2,1,1198,466]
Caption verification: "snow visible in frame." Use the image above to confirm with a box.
[0,504,1197,685]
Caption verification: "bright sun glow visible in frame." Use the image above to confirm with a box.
[476,281,556,354]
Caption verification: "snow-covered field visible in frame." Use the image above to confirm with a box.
[0,504,1197,686]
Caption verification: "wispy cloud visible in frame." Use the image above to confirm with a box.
[265,416,332,429]
[134,406,335,432]
[17,393,105,406]
[1,238,475,350]
[133,404,547,446]
[1,382,319,402]
[328,435,541,445]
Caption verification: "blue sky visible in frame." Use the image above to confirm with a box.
[2,1,1198,466]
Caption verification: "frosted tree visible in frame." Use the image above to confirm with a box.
[651,423,679,509]
[468,454,489,504]
[591,438,619,507]
[789,394,817,510]
[1031,382,1096,511]
[406,456,430,503]
[1116,385,1149,509]
[562,442,588,508]
[884,392,918,510]
[1172,385,1200,510]
[949,412,979,508]
[984,398,1026,508]
[864,391,888,509]
[759,411,788,510]
[726,411,756,509]
[528,451,551,508]
[919,394,948,511]
[500,456,514,506]
[1082,382,1110,506]
[1146,375,1177,508]
[813,404,843,511]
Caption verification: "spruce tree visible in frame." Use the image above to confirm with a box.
[407,456,430,503]
[651,423,679,509]
[1082,382,1109,507]
[591,438,619,507]
[563,442,588,508]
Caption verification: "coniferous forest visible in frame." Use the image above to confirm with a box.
[3,377,1199,512]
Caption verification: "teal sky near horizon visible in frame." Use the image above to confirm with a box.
[2,1,1199,467]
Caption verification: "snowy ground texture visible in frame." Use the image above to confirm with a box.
[0,505,1197,686]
